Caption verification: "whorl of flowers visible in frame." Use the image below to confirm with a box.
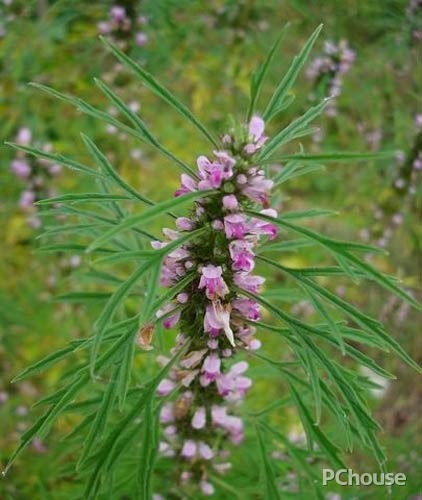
[147,116,277,495]
[10,127,61,229]
[98,4,148,48]
[306,39,355,117]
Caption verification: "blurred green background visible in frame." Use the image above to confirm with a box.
[0,0,420,498]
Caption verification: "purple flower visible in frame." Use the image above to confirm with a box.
[181,440,197,459]
[157,379,176,397]
[192,406,206,429]
[244,116,267,154]
[176,217,195,231]
[157,303,181,329]
[198,442,214,460]
[232,298,260,321]
[249,209,278,239]
[201,353,221,381]
[224,213,248,239]
[135,32,148,46]
[200,480,215,496]
[241,174,273,205]
[11,159,31,178]
[198,264,229,300]
[229,240,255,272]
[233,273,265,293]
[175,174,197,197]
[19,190,35,209]
[204,302,235,346]
[111,6,126,22]
[222,194,238,210]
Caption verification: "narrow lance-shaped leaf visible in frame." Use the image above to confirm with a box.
[255,423,281,500]
[263,24,323,121]
[5,142,104,178]
[80,133,155,205]
[35,193,132,205]
[271,151,396,163]
[248,25,289,120]
[30,82,195,177]
[91,81,198,179]
[87,190,214,252]
[100,36,219,148]
[260,98,329,161]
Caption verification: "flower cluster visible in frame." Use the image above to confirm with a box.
[10,127,61,229]
[146,116,278,495]
[306,39,355,117]
[98,5,148,49]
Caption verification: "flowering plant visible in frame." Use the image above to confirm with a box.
[5,25,420,498]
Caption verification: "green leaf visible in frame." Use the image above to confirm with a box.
[35,193,132,205]
[255,423,281,500]
[273,162,325,185]
[4,142,103,178]
[11,345,76,382]
[91,258,157,373]
[116,338,136,411]
[30,83,194,177]
[101,36,218,148]
[263,24,323,121]
[80,134,156,205]
[260,421,324,500]
[289,385,345,469]
[257,238,314,253]
[261,99,329,160]
[77,365,120,469]
[272,151,396,163]
[280,208,338,220]
[136,400,159,499]
[87,190,213,252]
[248,26,289,120]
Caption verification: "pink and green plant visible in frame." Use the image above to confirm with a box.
[4,25,421,499]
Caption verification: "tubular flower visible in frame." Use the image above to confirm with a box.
[151,115,277,493]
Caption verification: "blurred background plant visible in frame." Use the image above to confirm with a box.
[0,0,420,498]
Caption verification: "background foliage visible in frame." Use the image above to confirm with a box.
[0,0,420,498]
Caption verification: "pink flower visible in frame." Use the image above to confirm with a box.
[229,240,255,272]
[222,194,238,210]
[180,349,207,369]
[135,32,148,46]
[11,159,31,178]
[160,403,174,423]
[204,302,235,346]
[198,441,214,460]
[176,217,195,231]
[224,213,248,239]
[249,209,278,239]
[174,174,197,197]
[156,303,181,329]
[202,353,221,381]
[241,175,273,205]
[111,6,126,22]
[157,379,176,397]
[232,298,260,321]
[244,116,267,154]
[200,480,215,496]
[181,439,197,459]
[19,190,35,209]
[198,264,229,300]
[16,127,31,145]
[234,273,265,293]
[192,406,206,429]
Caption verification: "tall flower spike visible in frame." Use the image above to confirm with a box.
[154,114,276,493]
